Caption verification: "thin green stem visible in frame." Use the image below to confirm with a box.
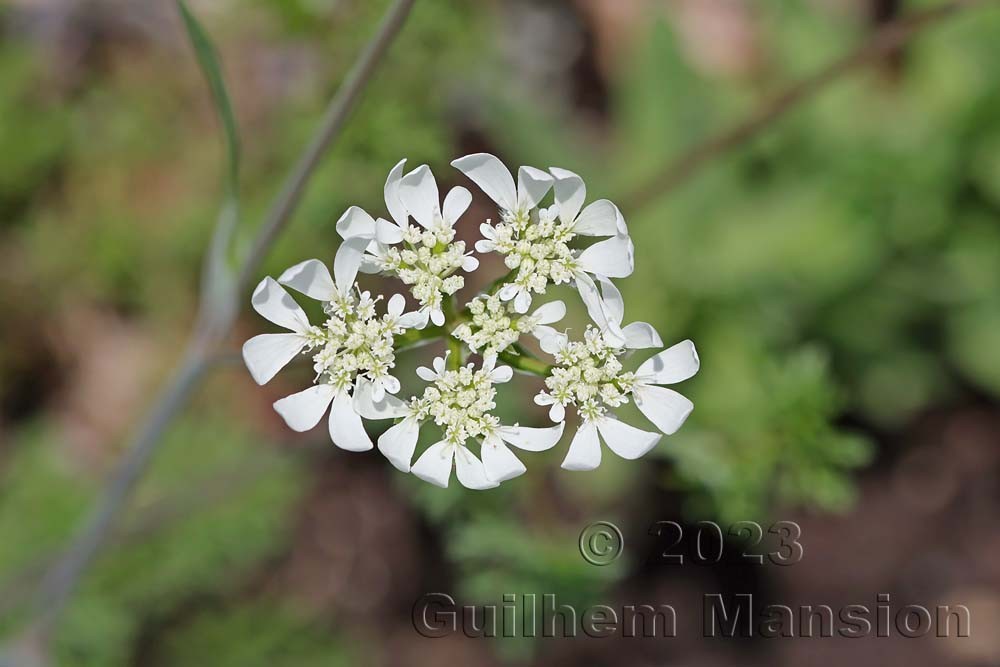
[447,336,463,370]
[394,324,447,352]
[499,349,552,377]
[11,0,419,654]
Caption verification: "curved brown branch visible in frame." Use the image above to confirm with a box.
[622,0,988,212]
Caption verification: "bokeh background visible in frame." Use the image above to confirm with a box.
[2,0,1000,665]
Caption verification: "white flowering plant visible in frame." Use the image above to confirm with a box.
[243,153,699,489]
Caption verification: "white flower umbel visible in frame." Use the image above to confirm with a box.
[453,154,633,315]
[452,295,566,358]
[243,238,421,451]
[535,296,699,471]
[339,161,478,327]
[377,354,564,488]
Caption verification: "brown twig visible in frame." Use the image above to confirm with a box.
[622,0,986,213]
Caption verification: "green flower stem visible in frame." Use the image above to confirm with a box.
[394,324,447,352]
[499,349,553,377]
[447,336,463,370]
[443,294,465,369]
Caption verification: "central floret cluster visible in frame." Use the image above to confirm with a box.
[244,153,699,490]
[537,326,638,422]
[479,205,577,307]
[315,289,406,397]
[411,363,501,445]
[380,222,467,319]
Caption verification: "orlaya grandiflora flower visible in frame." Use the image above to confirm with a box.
[338,160,478,327]
[453,153,633,315]
[377,353,564,488]
[534,277,698,471]
[242,237,422,451]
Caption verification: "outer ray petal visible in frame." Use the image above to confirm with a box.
[442,186,472,225]
[375,217,404,244]
[572,199,619,237]
[452,153,517,212]
[454,445,500,489]
[328,391,373,451]
[398,164,441,228]
[561,420,602,471]
[576,233,635,279]
[278,259,337,302]
[576,273,626,347]
[333,236,371,296]
[335,205,377,240]
[251,277,310,333]
[517,166,553,210]
[481,434,526,483]
[497,422,564,451]
[531,300,566,325]
[550,167,586,224]
[622,321,663,349]
[383,158,409,227]
[377,417,421,472]
[273,383,336,431]
[411,441,455,488]
[634,384,694,435]
[636,340,700,384]
[242,333,306,385]
[595,416,661,460]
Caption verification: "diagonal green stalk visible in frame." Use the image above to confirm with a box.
[499,348,553,377]
[9,1,419,656]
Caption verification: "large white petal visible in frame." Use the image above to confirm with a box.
[575,274,626,347]
[375,217,404,244]
[595,276,624,328]
[550,167,585,224]
[273,383,336,431]
[595,416,661,460]
[359,254,383,274]
[242,333,306,385]
[531,300,566,325]
[636,340,700,384]
[333,236,371,296]
[537,329,566,355]
[490,365,513,384]
[383,158,409,227]
[411,441,454,488]
[451,153,517,212]
[497,421,564,451]
[353,377,411,420]
[377,417,421,472]
[278,259,337,302]
[576,233,634,278]
[335,205,376,240]
[481,434,526,483]
[572,199,619,237]
[328,390,373,451]
[634,384,694,435]
[622,321,663,349]
[442,186,472,225]
[513,289,532,314]
[399,164,441,228]
[251,277,310,333]
[454,445,500,490]
[561,421,602,471]
[516,166,553,210]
